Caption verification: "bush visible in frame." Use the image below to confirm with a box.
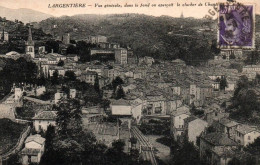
[39,91,53,101]
[156,136,172,146]
[138,120,170,136]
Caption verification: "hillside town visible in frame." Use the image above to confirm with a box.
[0,11,260,165]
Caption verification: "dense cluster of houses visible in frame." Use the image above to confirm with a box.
[2,20,260,165]
[170,103,260,165]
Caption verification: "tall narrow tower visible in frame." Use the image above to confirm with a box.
[1,22,8,42]
[1,28,4,40]
[180,11,184,18]
[25,25,35,58]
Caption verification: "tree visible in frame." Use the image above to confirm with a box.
[228,156,256,165]
[221,101,227,108]
[233,75,249,102]
[228,158,240,165]
[245,137,260,154]
[40,125,57,165]
[37,75,46,86]
[0,57,38,98]
[111,139,125,153]
[255,74,260,85]
[82,143,107,164]
[70,105,83,136]
[94,75,100,96]
[170,138,206,165]
[52,139,84,165]
[64,70,76,81]
[230,54,236,59]
[219,77,228,90]
[67,45,78,54]
[206,125,217,133]
[105,139,131,165]
[130,149,139,162]
[231,87,258,119]
[245,50,259,65]
[45,40,59,53]
[1,57,38,84]
[100,99,111,111]
[6,153,20,165]
[115,85,125,99]
[112,76,124,91]
[45,125,56,151]
[56,101,70,137]
[51,70,59,85]
[56,98,83,138]
[76,41,91,62]
[130,137,137,149]
[57,60,64,66]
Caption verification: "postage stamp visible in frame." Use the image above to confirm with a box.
[218,3,255,49]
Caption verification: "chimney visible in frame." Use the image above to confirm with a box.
[51,49,54,53]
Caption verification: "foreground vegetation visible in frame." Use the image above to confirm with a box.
[0,118,26,154]
[39,98,149,165]
[229,75,260,124]
[138,119,170,136]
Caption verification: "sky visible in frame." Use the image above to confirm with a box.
[0,0,259,18]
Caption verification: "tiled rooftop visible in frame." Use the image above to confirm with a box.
[236,124,259,135]
[111,99,131,106]
[219,118,239,128]
[172,106,191,116]
[201,132,238,146]
[32,111,57,120]
[25,134,45,145]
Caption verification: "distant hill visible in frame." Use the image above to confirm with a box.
[38,14,219,62]
[37,13,259,62]
[0,6,53,23]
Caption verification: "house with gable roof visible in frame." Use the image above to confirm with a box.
[214,118,240,140]
[80,70,98,85]
[21,134,45,165]
[234,124,260,146]
[32,111,57,132]
[110,99,132,116]
[144,89,166,115]
[184,116,208,146]
[165,95,182,115]
[170,106,191,140]
[200,132,238,165]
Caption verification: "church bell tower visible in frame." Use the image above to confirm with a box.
[25,25,35,58]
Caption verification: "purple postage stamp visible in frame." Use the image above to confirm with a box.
[218,3,255,49]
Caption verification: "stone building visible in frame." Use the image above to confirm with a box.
[25,25,35,58]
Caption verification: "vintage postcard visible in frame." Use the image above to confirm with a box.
[0,0,259,165]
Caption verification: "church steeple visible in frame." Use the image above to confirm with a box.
[1,21,7,41]
[1,28,4,40]
[180,12,184,18]
[25,24,35,58]
[26,25,34,46]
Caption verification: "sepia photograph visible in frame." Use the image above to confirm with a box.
[0,0,260,164]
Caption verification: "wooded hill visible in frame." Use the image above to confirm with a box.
[38,14,218,63]
[38,14,260,63]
